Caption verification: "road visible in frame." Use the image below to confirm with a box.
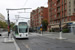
[15,33,75,50]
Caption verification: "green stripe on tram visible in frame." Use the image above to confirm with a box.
[15,33,19,35]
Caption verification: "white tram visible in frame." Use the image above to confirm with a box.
[13,21,29,38]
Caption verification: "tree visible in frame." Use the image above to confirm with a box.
[2,22,8,28]
[0,21,3,28]
[0,21,8,31]
[42,19,48,31]
[10,23,15,29]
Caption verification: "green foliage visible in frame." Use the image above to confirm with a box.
[62,28,69,33]
[42,19,48,31]
[2,22,8,28]
[49,29,54,32]
[0,21,3,28]
[0,21,15,31]
[49,29,52,32]
[10,23,15,29]
[0,21,7,28]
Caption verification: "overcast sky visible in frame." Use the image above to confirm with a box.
[0,0,48,22]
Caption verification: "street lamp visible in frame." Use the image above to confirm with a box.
[59,20,62,39]
[7,10,10,37]
[58,19,66,39]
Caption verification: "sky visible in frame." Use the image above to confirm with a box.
[0,0,48,22]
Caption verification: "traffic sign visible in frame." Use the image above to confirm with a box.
[40,24,42,27]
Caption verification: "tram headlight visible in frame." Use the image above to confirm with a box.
[26,34,28,36]
[20,34,21,37]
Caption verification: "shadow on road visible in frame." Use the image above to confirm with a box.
[15,38,29,40]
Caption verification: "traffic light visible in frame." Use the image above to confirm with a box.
[40,26,42,31]
[8,25,10,37]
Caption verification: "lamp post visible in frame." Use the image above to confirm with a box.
[7,10,10,37]
[58,19,66,39]
[59,20,62,39]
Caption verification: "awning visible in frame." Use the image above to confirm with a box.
[51,24,66,28]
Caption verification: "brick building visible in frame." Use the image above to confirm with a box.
[30,7,48,31]
[48,0,75,33]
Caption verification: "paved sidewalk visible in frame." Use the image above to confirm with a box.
[30,32,75,43]
[0,32,16,50]
[0,36,16,50]
[42,33,75,43]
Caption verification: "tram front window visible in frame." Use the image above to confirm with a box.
[19,28,27,33]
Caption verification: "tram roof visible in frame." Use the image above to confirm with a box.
[15,21,27,25]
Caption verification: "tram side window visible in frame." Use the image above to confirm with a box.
[26,28,28,32]
[15,26,18,33]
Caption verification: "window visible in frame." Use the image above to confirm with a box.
[64,0,66,3]
[74,9,75,12]
[54,3,56,6]
[65,18,67,22]
[55,9,56,12]
[69,2,71,8]
[52,21,53,24]
[15,26,18,34]
[74,1,75,5]
[69,2,71,4]
[50,22,52,24]
[19,28,28,33]
[54,15,56,18]
[62,19,64,23]
[69,13,71,16]
[69,9,71,11]
[57,20,58,23]
[69,17,71,21]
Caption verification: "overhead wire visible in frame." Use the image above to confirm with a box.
[23,0,28,7]
[19,0,48,21]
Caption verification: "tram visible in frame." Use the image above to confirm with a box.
[13,21,29,38]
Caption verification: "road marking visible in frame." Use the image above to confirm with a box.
[25,44,31,50]
[22,42,31,50]
[25,45,29,48]
[13,38,20,50]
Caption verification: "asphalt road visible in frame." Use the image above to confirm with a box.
[15,33,75,50]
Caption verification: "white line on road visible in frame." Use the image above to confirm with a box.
[13,38,20,50]
[22,42,31,50]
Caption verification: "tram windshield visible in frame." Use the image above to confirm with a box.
[19,28,27,33]
[18,22,28,33]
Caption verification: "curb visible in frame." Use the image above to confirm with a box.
[13,38,20,50]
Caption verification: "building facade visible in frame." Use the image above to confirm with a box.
[30,7,48,31]
[48,0,75,33]
[0,13,5,22]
